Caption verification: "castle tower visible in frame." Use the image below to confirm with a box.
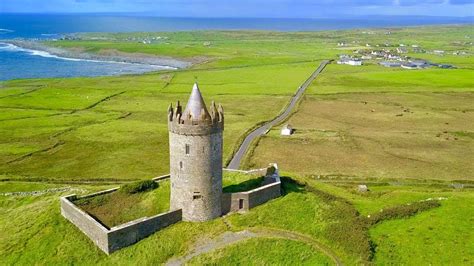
[168,83,224,222]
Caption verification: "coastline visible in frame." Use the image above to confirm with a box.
[2,40,192,69]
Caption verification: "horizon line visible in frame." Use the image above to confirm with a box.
[1,12,474,20]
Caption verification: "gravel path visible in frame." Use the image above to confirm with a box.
[165,227,342,266]
[227,60,330,169]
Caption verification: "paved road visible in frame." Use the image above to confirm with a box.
[227,60,330,170]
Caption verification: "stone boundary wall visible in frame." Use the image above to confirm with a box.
[223,167,267,176]
[61,195,110,252]
[107,209,182,253]
[152,174,171,182]
[60,179,181,254]
[222,175,281,214]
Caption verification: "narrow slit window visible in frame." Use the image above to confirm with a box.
[179,161,183,169]
[185,144,190,155]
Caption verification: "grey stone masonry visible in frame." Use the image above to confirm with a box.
[60,191,182,254]
[61,194,109,252]
[222,165,281,214]
[168,83,224,222]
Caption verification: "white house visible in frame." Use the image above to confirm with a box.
[346,59,362,66]
[281,124,293,136]
[338,58,363,66]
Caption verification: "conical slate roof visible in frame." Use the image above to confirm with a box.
[183,83,211,121]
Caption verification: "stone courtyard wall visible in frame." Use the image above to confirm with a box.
[61,167,281,254]
[222,175,281,214]
[107,209,182,253]
[60,181,181,254]
[60,194,110,252]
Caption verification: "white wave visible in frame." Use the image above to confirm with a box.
[0,28,14,33]
[0,42,176,70]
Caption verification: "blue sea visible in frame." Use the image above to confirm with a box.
[0,14,472,81]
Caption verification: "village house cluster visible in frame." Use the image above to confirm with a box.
[337,41,459,70]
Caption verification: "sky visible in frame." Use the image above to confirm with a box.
[1,0,474,18]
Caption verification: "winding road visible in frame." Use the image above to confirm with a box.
[227,60,330,170]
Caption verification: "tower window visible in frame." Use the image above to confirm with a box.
[179,161,183,169]
[185,144,190,155]
[193,192,201,200]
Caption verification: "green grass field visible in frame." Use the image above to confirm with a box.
[1,25,473,264]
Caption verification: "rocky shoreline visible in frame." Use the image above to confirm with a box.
[3,40,193,69]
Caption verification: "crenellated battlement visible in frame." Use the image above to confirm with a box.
[168,83,224,135]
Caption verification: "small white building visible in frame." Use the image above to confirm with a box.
[337,58,363,66]
[280,124,294,136]
[346,59,362,66]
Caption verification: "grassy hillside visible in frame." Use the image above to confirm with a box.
[1,176,471,265]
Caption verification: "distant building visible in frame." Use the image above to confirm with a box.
[433,50,445,55]
[409,59,430,68]
[397,47,408,54]
[380,61,401,68]
[401,63,418,70]
[347,59,362,66]
[337,58,363,66]
[371,50,383,56]
[281,124,294,136]
[387,54,401,60]
[361,55,372,60]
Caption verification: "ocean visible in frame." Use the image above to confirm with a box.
[0,14,472,81]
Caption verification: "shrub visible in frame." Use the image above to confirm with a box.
[367,200,441,226]
[119,180,158,194]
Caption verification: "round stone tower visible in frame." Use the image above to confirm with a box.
[167,83,224,222]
